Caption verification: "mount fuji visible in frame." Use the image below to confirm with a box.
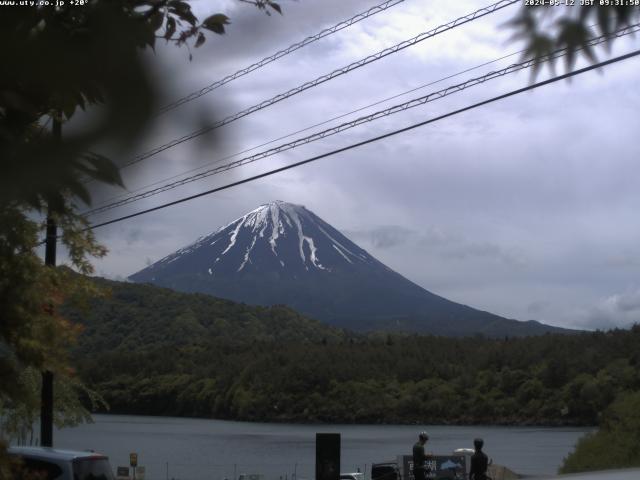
[129,201,567,336]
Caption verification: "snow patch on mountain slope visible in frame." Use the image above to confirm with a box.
[277,202,326,270]
[146,201,376,277]
[317,224,362,262]
[332,244,353,264]
[222,217,246,255]
[268,204,282,256]
[238,236,257,272]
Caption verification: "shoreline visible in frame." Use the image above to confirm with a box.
[85,411,597,429]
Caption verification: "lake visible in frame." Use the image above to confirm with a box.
[52,415,592,480]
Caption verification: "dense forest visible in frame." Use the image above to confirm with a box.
[560,391,640,473]
[67,279,640,427]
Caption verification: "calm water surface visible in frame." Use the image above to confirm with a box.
[54,415,591,480]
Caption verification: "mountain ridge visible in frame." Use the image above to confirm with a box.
[130,201,572,337]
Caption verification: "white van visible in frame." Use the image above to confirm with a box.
[8,446,115,480]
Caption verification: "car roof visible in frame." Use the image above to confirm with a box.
[527,468,640,480]
[8,446,108,462]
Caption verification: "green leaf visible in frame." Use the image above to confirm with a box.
[62,100,76,120]
[202,13,229,35]
[169,0,190,14]
[596,6,612,52]
[169,1,197,26]
[523,32,554,79]
[269,2,282,15]
[194,31,205,48]
[78,152,123,188]
[556,19,596,69]
[149,11,164,32]
[165,16,176,40]
[66,180,92,206]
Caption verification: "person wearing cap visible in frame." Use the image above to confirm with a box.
[468,438,489,480]
[412,431,430,480]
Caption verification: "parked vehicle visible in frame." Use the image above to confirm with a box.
[340,472,364,480]
[8,446,116,480]
[371,462,400,480]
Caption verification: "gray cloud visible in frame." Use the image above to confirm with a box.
[351,225,417,249]
[346,225,525,266]
[82,1,640,330]
[573,288,640,330]
[612,290,640,314]
[443,242,527,267]
[125,228,143,246]
[605,254,640,269]
[344,225,441,249]
[526,300,549,315]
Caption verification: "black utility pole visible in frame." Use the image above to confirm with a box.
[40,115,61,447]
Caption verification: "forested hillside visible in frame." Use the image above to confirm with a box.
[67,279,346,355]
[69,279,640,426]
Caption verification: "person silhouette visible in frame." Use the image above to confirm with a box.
[468,438,489,480]
[412,431,430,480]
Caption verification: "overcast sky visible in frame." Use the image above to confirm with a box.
[78,0,640,331]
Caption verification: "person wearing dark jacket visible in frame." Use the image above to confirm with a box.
[468,438,489,480]
[412,431,430,480]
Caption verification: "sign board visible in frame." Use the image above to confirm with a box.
[130,453,138,467]
[136,466,145,480]
[399,455,466,480]
[116,466,130,479]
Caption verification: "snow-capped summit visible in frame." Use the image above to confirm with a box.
[129,201,568,336]
[133,200,379,281]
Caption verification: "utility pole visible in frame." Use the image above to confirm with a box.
[40,115,61,447]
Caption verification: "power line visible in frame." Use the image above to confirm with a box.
[78,17,610,211]
[87,57,544,216]
[157,0,406,115]
[87,47,530,213]
[84,48,640,232]
[122,0,518,170]
[83,24,639,218]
